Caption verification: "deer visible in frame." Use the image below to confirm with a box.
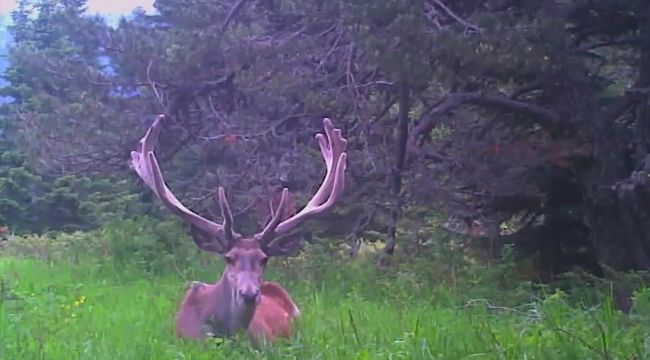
[130,115,347,343]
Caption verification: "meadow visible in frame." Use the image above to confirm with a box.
[1,219,649,359]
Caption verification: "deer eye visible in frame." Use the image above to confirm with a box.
[224,255,235,265]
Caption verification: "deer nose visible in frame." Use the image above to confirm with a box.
[239,289,260,304]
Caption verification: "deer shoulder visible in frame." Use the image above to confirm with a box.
[248,281,300,342]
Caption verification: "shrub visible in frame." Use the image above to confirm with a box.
[1,217,200,275]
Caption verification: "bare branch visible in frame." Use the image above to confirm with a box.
[221,0,250,33]
[409,92,560,148]
[409,93,476,148]
[471,94,559,122]
[427,0,481,33]
[315,23,344,73]
[146,59,166,112]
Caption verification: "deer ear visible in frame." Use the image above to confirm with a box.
[190,225,229,254]
[261,233,303,257]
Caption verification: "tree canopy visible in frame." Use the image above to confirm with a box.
[1,0,649,279]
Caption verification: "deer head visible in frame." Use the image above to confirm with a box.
[130,115,347,309]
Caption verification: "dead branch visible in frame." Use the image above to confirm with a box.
[427,0,481,33]
[409,92,560,149]
[221,0,250,33]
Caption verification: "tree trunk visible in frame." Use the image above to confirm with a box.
[635,9,650,163]
[588,9,650,272]
[378,81,410,269]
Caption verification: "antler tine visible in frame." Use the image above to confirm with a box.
[258,118,347,254]
[258,188,289,244]
[217,187,234,245]
[304,123,345,207]
[131,115,237,253]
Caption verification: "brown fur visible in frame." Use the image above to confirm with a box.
[174,280,299,342]
[175,281,214,338]
[248,282,300,342]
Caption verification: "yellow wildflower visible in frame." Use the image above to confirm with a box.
[73,295,87,306]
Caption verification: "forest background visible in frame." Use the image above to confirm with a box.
[1,0,650,358]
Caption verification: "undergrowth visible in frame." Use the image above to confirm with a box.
[0,219,649,359]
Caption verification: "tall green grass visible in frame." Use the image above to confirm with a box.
[1,255,649,359]
[1,219,649,358]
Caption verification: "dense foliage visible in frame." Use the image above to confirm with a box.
[1,0,650,281]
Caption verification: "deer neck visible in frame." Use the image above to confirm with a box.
[207,271,257,337]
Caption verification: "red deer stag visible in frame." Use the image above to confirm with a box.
[130,115,347,343]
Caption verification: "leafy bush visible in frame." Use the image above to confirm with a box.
[1,217,201,275]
